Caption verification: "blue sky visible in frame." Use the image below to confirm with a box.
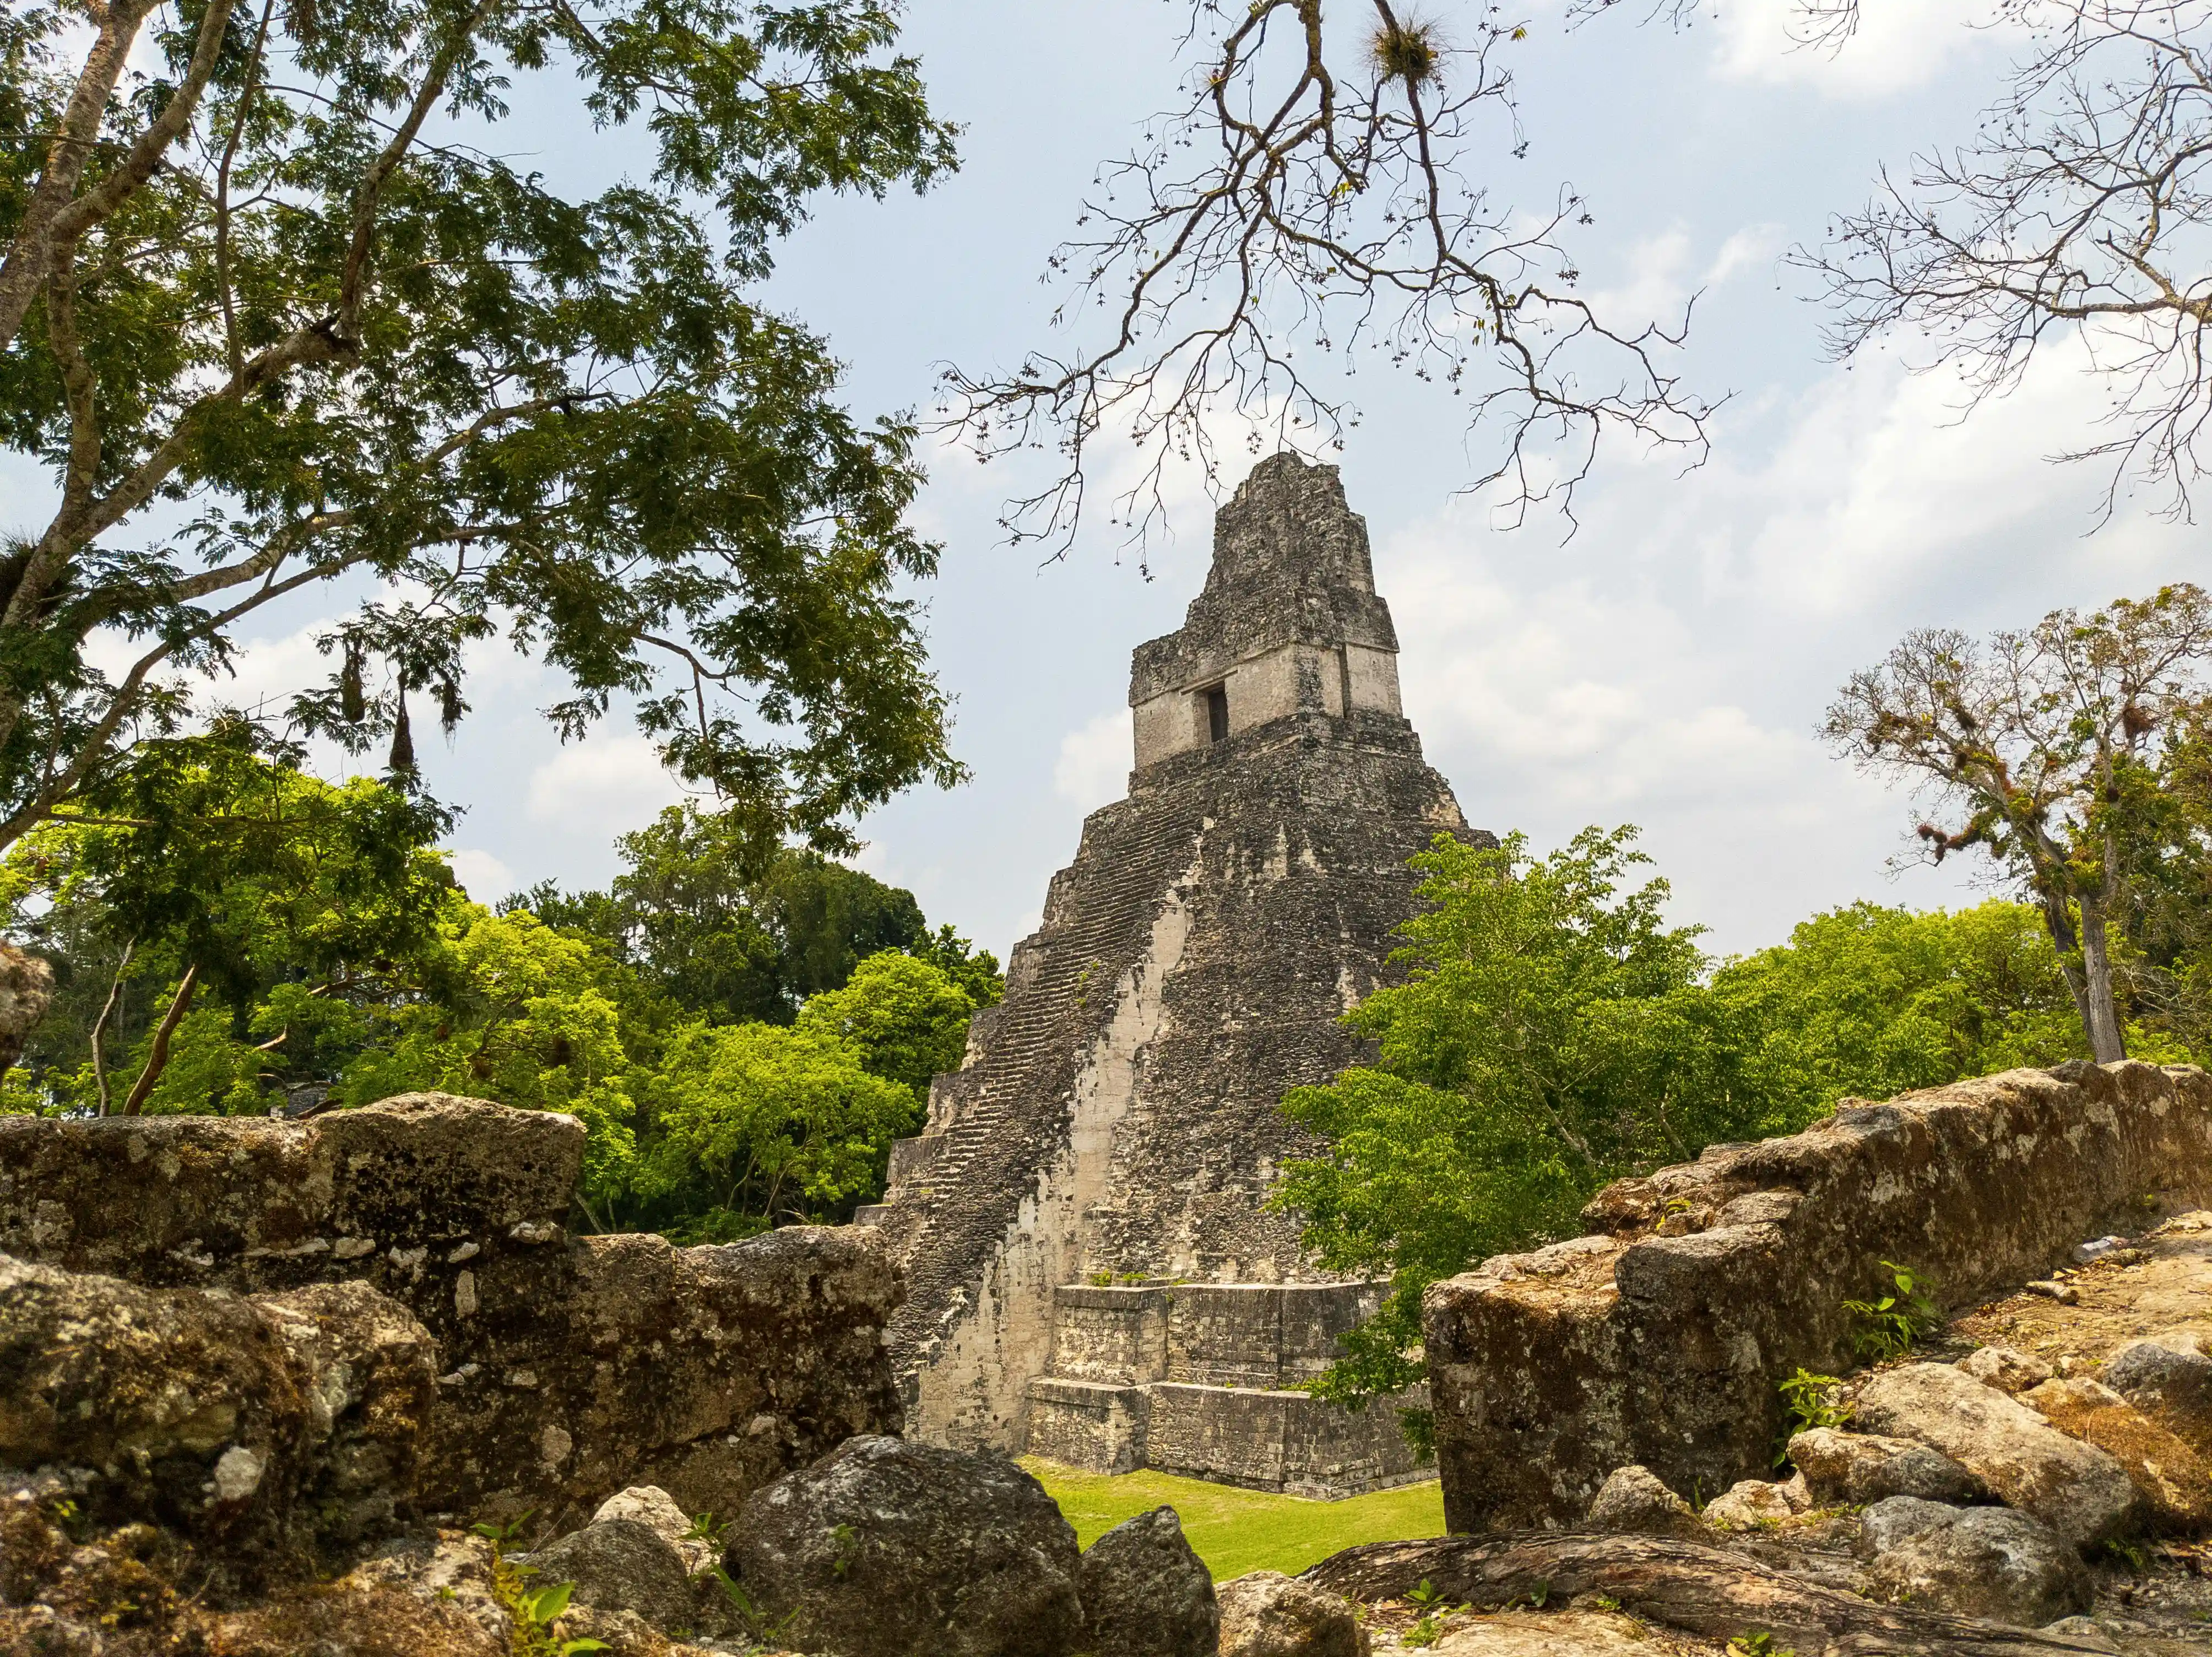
[14,2,2206,962]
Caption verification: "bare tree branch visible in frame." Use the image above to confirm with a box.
[942,0,1713,554]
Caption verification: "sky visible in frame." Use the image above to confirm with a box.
[13,1,2206,963]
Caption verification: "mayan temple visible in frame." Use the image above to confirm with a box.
[861,453,1478,1496]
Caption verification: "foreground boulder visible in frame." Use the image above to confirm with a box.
[1076,1507,1217,1657]
[0,1096,902,1528]
[517,1516,695,1633]
[1786,1427,1986,1508]
[1422,1062,2212,1529]
[1216,1571,1369,1657]
[1853,1362,2140,1548]
[1700,1477,1796,1531]
[723,1436,1082,1656]
[2020,1375,2212,1532]
[1857,1497,2090,1625]
[2101,1334,2212,1458]
[1582,1465,1703,1539]
[0,1253,433,1584]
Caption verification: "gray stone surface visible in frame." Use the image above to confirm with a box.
[1787,1427,1988,1507]
[0,1096,903,1528]
[518,1518,693,1632]
[1076,1506,1218,1657]
[2101,1333,2212,1458]
[1857,1497,2091,1626]
[1701,1477,1796,1531]
[724,1435,1082,1657]
[0,1252,434,1584]
[1217,1570,1370,1657]
[589,1484,710,1571]
[1582,1465,1703,1539]
[1855,1363,2141,1548]
[869,456,1477,1478]
[1959,1345,2056,1395]
[1423,1060,2212,1531]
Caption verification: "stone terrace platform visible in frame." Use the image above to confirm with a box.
[1023,1279,1426,1498]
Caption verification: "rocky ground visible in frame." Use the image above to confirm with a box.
[8,1210,2212,1655]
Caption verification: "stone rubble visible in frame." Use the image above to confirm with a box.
[1855,1496,2091,1626]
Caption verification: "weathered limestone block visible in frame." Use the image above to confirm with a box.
[1076,1506,1218,1657]
[2101,1333,2212,1458]
[1786,1427,1986,1508]
[1582,1466,1703,1539]
[0,1097,903,1529]
[1857,1497,2091,1625]
[1143,1382,1424,1498]
[1959,1345,2055,1395]
[1423,1061,2212,1531]
[1217,1571,1370,1657]
[516,1518,695,1633]
[1024,1377,1152,1474]
[2020,1375,2212,1533]
[1856,1363,2140,1548]
[1701,1478,1795,1531]
[724,1436,1083,1657]
[0,1252,435,1582]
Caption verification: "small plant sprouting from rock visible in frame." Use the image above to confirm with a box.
[1402,1578,1469,1649]
[712,1564,798,1647]
[472,1516,608,1657]
[828,1521,860,1578]
[1728,1634,1796,1657]
[1774,1368,1851,1466]
[1842,1261,1940,1362]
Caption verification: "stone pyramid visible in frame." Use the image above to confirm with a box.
[861,454,1477,1493]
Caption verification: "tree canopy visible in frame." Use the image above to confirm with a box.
[0,0,961,860]
[1277,826,2124,1423]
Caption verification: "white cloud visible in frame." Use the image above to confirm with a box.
[447,848,516,902]
[1054,708,1132,813]
[1709,0,2005,96]
[525,734,688,835]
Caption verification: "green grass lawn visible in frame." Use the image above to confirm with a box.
[1021,1458,1446,1582]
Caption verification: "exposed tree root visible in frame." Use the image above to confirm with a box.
[1302,1533,2114,1656]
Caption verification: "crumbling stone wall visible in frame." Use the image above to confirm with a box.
[866,456,1475,1458]
[1423,1060,2212,1533]
[0,1093,901,1530]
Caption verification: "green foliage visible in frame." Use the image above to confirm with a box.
[508,802,1001,1025]
[797,949,978,1098]
[1775,1369,1851,1467]
[1281,827,2115,1414]
[1728,1634,1796,1657]
[1841,1261,1942,1363]
[1278,827,1738,1405]
[633,1019,918,1237]
[0,0,964,859]
[474,1517,608,1657]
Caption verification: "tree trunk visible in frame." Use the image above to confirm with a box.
[120,963,197,1117]
[90,937,135,1117]
[2077,900,2128,1063]
[1301,1534,2115,1656]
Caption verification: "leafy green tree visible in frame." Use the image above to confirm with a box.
[1279,826,1726,1409]
[2,722,454,1112]
[1825,586,2212,1062]
[1706,900,2094,1117]
[0,0,960,859]
[511,801,1000,1021]
[797,947,977,1097]
[633,1020,915,1239]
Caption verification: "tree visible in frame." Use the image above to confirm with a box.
[1278,826,1727,1411]
[507,800,991,1022]
[944,1,1712,548]
[1,719,455,1112]
[796,947,977,1097]
[0,0,959,857]
[1803,1,2212,521]
[1824,584,2212,1062]
[633,1020,915,1238]
[1705,898,2098,1115]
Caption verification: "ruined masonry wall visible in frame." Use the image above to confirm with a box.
[1423,1059,2212,1534]
[0,1093,902,1532]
